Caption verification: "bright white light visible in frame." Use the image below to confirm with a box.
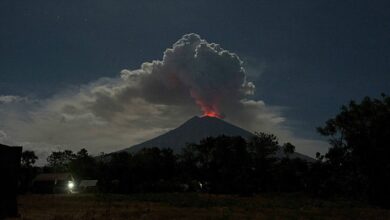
[68,181,74,189]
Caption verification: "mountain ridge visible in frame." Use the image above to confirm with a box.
[119,116,314,161]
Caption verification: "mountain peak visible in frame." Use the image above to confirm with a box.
[122,115,253,153]
[185,115,220,122]
[118,115,314,162]
[200,115,222,120]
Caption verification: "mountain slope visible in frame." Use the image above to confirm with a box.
[120,116,314,161]
[124,116,253,153]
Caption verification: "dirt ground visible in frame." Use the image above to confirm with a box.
[9,193,390,220]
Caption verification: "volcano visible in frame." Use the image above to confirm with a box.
[120,116,314,161]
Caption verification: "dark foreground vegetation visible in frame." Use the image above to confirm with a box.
[20,94,390,209]
[13,193,390,220]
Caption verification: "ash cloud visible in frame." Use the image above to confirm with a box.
[0,130,7,143]
[0,95,27,104]
[0,34,329,162]
[119,33,255,117]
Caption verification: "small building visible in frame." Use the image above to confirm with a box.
[0,143,22,218]
[33,173,75,193]
[79,180,98,192]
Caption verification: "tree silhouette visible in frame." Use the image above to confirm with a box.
[282,142,295,158]
[247,132,280,192]
[318,94,390,206]
[20,150,39,193]
[180,136,251,193]
[46,150,76,172]
[21,150,38,168]
[69,148,97,179]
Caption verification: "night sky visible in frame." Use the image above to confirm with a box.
[1,0,389,158]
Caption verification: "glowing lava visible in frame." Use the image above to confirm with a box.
[197,101,223,118]
[203,111,222,118]
[190,90,224,118]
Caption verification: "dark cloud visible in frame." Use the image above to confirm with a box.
[0,34,328,164]
[119,33,255,118]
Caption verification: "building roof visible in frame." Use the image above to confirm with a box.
[0,143,9,148]
[79,180,98,187]
[0,143,22,148]
[34,173,73,182]
[0,144,22,170]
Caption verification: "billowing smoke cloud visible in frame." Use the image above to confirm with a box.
[120,33,255,118]
[0,130,7,143]
[0,95,27,104]
[0,33,328,163]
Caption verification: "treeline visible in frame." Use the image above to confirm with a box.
[97,134,308,194]
[22,134,313,194]
[20,94,390,207]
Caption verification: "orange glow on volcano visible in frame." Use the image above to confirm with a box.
[197,101,223,118]
[202,111,222,118]
[190,90,224,119]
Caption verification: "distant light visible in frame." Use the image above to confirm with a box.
[68,181,74,189]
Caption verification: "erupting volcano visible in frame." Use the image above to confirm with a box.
[202,111,221,118]
[191,91,224,119]
[119,116,314,161]
[122,115,253,153]
[197,100,224,118]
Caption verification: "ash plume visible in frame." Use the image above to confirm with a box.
[120,33,255,118]
[0,33,328,161]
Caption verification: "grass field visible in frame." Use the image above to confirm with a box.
[11,193,390,220]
